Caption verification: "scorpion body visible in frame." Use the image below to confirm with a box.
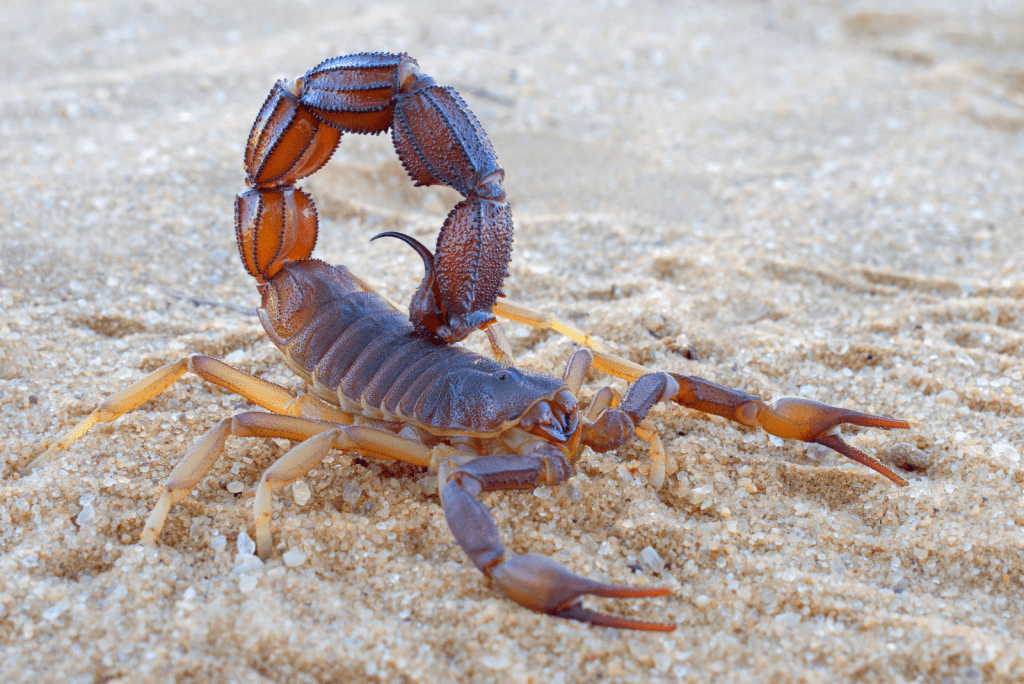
[25,53,914,632]
[261,258,565,440]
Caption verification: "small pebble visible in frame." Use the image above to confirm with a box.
[43,604,64,621]
[342,481,363,505]
[991,443,1020,467]
[233,555,265,575]
[292,480,312,505]
[76,504,96,526]
[639,546,666,574]
[688,485,712,505]
[480,654,509,670]
[282,549,307,567]
[237,530,256,556]
[560,482,583,502]
[883,442,930,473]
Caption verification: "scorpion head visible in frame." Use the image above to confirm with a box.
[518,389,580,446]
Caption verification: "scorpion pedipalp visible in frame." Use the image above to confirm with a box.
[439,447,675,631]
[661,374,911,486]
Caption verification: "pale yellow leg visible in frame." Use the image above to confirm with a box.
[588,350,649,383]
[140,411,437,553]
[493,299,650,381]
[251,424,436,558]
[494,299,606,353]
[26,358,191,474]
[485,323,517,366]
[561,349,592,395]
[634,419,667,489]
[23,354,350,475]
[140,412,341,546]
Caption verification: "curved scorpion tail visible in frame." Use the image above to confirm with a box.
[236,52,513,343]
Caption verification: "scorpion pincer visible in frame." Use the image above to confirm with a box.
[23,53,912,632]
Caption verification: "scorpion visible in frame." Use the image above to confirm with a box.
[23,52,911,632]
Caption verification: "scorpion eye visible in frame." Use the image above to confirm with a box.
[494,368,521,382]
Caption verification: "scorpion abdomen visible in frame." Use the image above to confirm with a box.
[259,260,564,434]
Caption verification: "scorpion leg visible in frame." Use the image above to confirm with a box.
[484,324,516,366]
[438,449,675,631]
[250,424,435,558]
[141,412,340,546]
[494,299,608,354]
[22,354,352,475]
[139,412,436,556]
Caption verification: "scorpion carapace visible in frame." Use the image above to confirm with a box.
[236,51,512,344]
[24,52,916,633]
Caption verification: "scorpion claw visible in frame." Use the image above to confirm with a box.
[756,397,910,486]
[811,432,908,487]
[555,603,676,632]
[489,554,676,632]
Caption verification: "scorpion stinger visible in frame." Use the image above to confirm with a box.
[371,231,449,342]
[372,229,519,363]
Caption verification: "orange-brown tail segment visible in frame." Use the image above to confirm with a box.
[235,53,414,284]
[235,52,514,344]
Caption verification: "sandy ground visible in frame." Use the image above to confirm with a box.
[2,1,1024,682]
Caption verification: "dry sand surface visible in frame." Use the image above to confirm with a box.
[3,1,1024,682]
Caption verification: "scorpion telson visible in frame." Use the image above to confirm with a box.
[24,52,913,632]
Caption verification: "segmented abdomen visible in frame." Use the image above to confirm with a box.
[259,260,563,435]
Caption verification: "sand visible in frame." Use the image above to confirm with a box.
[2,0,1024,682]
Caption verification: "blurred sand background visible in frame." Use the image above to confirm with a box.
[2,0,1024,682]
